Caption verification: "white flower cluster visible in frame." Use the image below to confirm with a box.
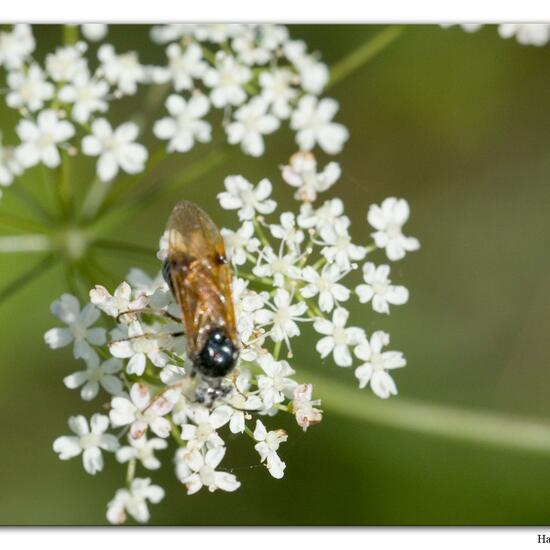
[0,23,347,194]
[46,250,324,523]
[46,151,418,523]
[150,23,347,157]
[217,166,418,391]
[442,23,550,47]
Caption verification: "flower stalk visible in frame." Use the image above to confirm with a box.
[329,25,405,88]
[307,370,550,455]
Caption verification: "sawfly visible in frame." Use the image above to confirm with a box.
[162,201,240,381]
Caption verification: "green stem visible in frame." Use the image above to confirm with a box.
[79,178,112,223]
[305,371,550,456]
[126,459,136,486]
[10,184,55,225]
[98,148,168,217]
[0,234,51,253]
[237,270,273,288]
[272,340,282,360]
[328,25,405,89]
[170,420,186,447]
[132,82,171,131]
[0,213,50,233]
[302,295,324,319]
[63,24,78,45]
[42,165,65,220]
[63,263,86,302]
[253,218,271,249]
[312,256,326,271]
[90,147,228,236]
[59,150,74,220]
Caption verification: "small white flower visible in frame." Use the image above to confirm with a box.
[90,281,148,319]
[81,24,108,42]
[221,221,260,266]
[440,24,482,33]
[226,97,280,157]
[53,414,119,475]
[0,24,35,70]
[297,197,349,232]
[44,294,106,360]
[225,370,263,433]
[169,389,191,424]
[314,307,365,367]
[319,218,366,270]
[6,64,54,112]
[203,52,251,108]
[301,263,351,313]
[150,24,197,44]
[282,151,340,202]
[193,24,245,43]
[252,246,302,288]
[498,24,550,46]
[176,446,240,495]
[106,478,164,525]
[109,383,180,439]
[254,288,307,348]
[259,68,297,120]
[252,24,289,52]
[356,263,409,314]
[284,39,329,95]
[98,44,145,95]
[368,197,420,261]
[156,230,169,262]
[231,26,273,66]
[58,73,109,124]
[155,43,207,90]
[269,212,304,250]
[116,434,167,470]
[292,384,323,431]
[154,94,211,153]
[63,351,123,401]
[0,133,22,186]
[354,331,406,398]
[15,109,75,169]
[180,404,232,449]
[46,43,88,82]
[126,268,167,298]
[109,320,169,375]
[82,118,148,181]
[253,420,287,479]
[217,175,276,221]
[291,95,348,154]
[256,354,297,409]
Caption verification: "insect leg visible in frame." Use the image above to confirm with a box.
[116,307,183,325]
[162,259,175,294]
[109,330,184,346]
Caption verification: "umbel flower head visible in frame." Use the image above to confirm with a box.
[46,159,419,523]
[0,22,348,199]
[0,23,420,525]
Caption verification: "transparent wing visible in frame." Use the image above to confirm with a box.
[167,201,226,264]
[165,201,238,357]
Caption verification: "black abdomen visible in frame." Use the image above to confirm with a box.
[197,328,239,378]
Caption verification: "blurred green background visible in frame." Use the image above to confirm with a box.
[1,24,550,525]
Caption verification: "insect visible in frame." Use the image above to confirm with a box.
[162,201,240,382]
